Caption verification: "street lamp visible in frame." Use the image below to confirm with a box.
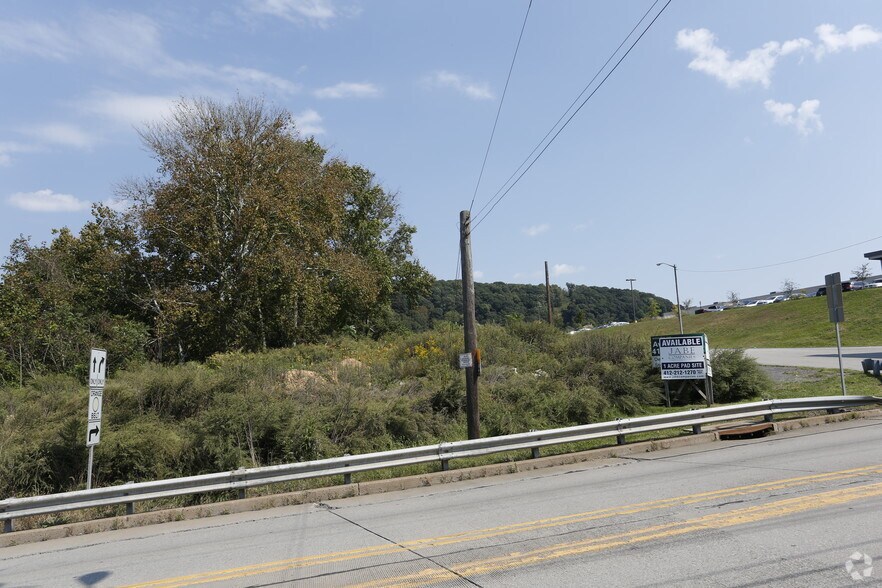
[656,262,683,334]
[626,278,637,323]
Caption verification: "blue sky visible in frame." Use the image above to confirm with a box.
[1,0,881,307]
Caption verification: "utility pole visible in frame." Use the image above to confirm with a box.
[460,211,480,439]
[626,278,637,323]
[545,261,553,325]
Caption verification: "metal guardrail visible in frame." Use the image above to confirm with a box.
[2,395,879,532]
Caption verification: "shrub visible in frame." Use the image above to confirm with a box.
[710,349,772,403]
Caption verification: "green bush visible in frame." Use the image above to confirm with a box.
[710,349,772,403]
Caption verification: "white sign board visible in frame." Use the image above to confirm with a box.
[658,334,709,380]
[89,348,107,388]
[458,353,474,369]
[86,389,102,446]
[87,348,106,447]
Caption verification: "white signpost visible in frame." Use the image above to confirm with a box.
[86,348,107,490]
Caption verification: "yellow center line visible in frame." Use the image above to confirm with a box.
[122,463,882,588]
[352,480,882,588]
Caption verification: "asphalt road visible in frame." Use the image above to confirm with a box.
[743,346,882,371]
[6,418,882,586]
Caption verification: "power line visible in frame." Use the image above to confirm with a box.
[457,0,533,280]
[679,234,882,273]
[471,0,671,232]
[468,0,533,214]
[471,0,661,224]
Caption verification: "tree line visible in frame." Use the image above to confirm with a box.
[393,280,673,331]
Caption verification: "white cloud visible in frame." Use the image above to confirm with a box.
[815,24,882,58]
[246,0,338,26]
[220,66,301,94]
[82,93,178,127]
[0,20,77,61]
[314,82,381,99]
[26,124,95,149]
[676,28,811,88]
[0,141,36,166]
[423,71,494,101]
[473,270,485,279]
[764,99,823,135]
[294,109,325,135]
[552,264,584,277]
[8,189,91,212]
[523,223,549,237]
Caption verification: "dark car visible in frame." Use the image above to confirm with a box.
[815,287,827,296]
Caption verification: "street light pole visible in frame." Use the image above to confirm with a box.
[626,278,637,323]
[656,262,683,334]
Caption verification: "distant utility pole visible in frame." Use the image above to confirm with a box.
[626,278,637,322]
[545,261,553,325]
[460,211,480,439]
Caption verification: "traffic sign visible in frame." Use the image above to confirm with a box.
[86,422,101,446]
[825,272,845,323]
[87,388,103,422]
[458,353,474,368]
[89,348,107,388]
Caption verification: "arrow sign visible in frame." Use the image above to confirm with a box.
[89,349,107,388]
[86,422,101,446]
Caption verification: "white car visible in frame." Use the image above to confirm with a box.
[852,281,867,291]
[742,300,760,307]
[867,278,882,288]
[756,298,775,305]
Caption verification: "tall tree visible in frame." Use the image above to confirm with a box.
[120,96,431,360]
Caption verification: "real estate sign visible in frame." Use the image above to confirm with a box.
[656,334,710,380]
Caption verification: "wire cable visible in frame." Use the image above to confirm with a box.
[471,0,671,232]
[471,0,661,224]
[679,234,882,273]
[468,0,533,214]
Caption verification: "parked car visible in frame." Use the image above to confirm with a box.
[742,300,760,307]
[868,278,882,288]
[842,281,853,292]
[769,295,787,303]
[815,287,827,296]
[756,298,775,305]
[852,281,867,290]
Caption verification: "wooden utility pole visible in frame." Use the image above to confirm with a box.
[545,261,553,325]
[460,211,480,439]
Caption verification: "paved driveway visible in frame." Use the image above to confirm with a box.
[743,346,882,371]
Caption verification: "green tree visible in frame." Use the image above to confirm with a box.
[121,96,431,360]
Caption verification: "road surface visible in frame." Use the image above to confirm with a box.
[6,417,882,586]
[744,346,882,371]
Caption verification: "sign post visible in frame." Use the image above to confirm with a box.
[86,348,107,490]
[825,272,847,396]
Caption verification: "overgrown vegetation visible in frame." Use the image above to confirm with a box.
[0,325,775,499]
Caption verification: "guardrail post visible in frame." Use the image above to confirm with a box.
[343,455,352,485]
[764,413,774,423]
[238,489,246,500]
[125,481,135,515]
[441,459,449,471]
[3,519,12,533]
[692,424,702,435]
[531,447,541,459]
[616,434,626,445]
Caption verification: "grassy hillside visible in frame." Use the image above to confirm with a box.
[602,288,882,348]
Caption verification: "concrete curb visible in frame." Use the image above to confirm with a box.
[3,407,880,548]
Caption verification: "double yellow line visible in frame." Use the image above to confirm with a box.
[125,464,882,588]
